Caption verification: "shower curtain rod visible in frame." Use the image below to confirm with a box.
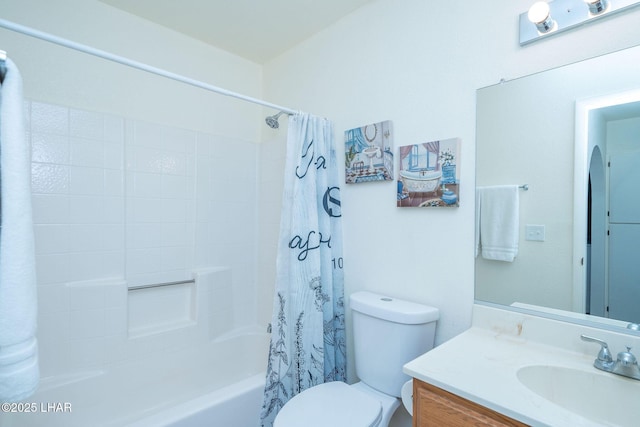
[0,18,299,115]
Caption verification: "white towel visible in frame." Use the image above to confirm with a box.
[0,58,39,402]
[476,185,519,262]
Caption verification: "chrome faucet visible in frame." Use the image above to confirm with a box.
[581,334,640,381]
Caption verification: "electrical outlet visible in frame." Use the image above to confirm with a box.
[525,224,545,242]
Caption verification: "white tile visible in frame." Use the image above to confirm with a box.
[127,223,162,249]
[103,196,125,224]
[125,145,136,171]
[69,195,105,223]
[161,246,188,271]
[36,284,69,314]
[160,151,187,176]
[101,251,125,278]
[161,223,189,247]
[211,137,237,159]
[104,307,127,336]
[195,158,212,195]
[163,126,196,153]
[66,337,106,368]
[31,163,69,194]
[196,132,214,158]
[34,224,69,254]
[104,115,124,144]
[127,248,162,275]
[135,146,165,173]
[104,142,124,169]
[70,138,104,167]
[133,172,162,198]
[69,166,104,195]
[102,224,125,251]
[67,251,105,282]
[195,198,213,223]
[103,282,127,308]
[161,199,187,223]
[68,283,105,310]
[37,311,71,375]
[32,195,70,224]
[31,102,68,136]
[104,169,124,196]
[68,224,103,252]
[31,133,70,165]
[36,253,70,285]
[133,121,163,148]
[162,174,189,199]
[70,109,104,140]
[129,197,163,223]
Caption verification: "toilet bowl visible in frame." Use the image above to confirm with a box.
[273,291,439,427]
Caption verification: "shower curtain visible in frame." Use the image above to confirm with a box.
[260,113,346,426]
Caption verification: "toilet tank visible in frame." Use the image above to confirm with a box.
[350,291,439,397]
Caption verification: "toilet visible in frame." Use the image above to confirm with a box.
[274,291,439,427]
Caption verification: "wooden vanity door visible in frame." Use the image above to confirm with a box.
[413,380,529,427]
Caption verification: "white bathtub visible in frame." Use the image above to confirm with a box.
[0,332,269,427]
[400,169,441,193]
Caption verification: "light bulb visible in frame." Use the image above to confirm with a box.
[528,1,556,33]
[528,2,551,24]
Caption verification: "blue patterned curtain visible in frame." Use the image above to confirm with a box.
[260,113,346,426]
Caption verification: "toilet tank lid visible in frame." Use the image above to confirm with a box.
[350,291,439,324]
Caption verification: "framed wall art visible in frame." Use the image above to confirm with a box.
[345,120,393,184]
[397,137,461,208]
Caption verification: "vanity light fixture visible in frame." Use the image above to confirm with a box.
[520,0,640,45]
[528,2,556,33]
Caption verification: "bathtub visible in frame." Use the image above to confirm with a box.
[0,331,269,427]
[400,169,442,193]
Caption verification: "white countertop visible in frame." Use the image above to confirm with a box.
[403,303,640,427]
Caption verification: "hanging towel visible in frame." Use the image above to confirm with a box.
[0,58,39,402]
[476,185,519,262]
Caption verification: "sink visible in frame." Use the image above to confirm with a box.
[517,365,640,426]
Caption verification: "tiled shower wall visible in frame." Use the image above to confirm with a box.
[28,100,260,376]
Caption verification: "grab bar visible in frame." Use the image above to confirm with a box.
[128,279,195,291]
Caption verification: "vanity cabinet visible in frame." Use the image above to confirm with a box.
[413,379,528,427]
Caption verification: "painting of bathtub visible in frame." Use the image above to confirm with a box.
[345,120,394,183]
[397,138,461,208]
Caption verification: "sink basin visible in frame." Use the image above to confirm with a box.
[517,365,640,426]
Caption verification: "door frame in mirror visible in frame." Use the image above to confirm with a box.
[573,88,640,317]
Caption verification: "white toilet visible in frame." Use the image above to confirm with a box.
[274,291,439,427]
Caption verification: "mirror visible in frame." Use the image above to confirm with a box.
[475,43,640,333]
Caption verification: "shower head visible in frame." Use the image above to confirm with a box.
[265,111,286,129]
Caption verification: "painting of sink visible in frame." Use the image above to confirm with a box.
[345,120,393,184]
[397,137,461,208]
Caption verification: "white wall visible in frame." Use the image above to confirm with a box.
[259,0,640,377]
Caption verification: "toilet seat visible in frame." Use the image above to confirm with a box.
[274,381,383,427]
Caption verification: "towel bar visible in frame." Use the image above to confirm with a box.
[128,279,195,291]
